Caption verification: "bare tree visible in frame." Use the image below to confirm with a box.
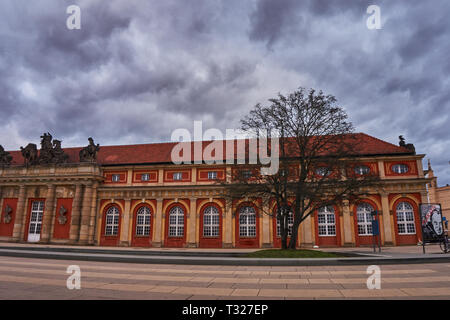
[222,87,380,249]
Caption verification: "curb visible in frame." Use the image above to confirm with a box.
[1,247,450,266]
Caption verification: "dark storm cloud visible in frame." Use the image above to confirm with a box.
[0,0,449,184]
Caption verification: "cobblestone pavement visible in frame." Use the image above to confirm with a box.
[0,256,449,299]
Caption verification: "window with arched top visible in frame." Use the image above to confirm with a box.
[203,206,220,237]
[317,206,336,236]
[357,203,373,236]
[105,206,120,236]
[239,206,256,237]
[276,209,293,237]
[168,206,184,237]
[136,206,151,236]
[396,201,416,234]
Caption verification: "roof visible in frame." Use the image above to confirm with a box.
[4,133,414,166]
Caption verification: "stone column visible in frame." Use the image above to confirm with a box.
[78,183,93,244]
[87,183,98,244]
[153,198,163,247]
[69,184,83,243]
[120,198,131,246]
[41,184,56,243]
[0,186,3,223]
[223,200,233,248]
[342,199,353,245]
[381,193,393,245]
[303,213,313,247]
[187,198,197,247]
[261,200,271,248]
[12,185,26,241]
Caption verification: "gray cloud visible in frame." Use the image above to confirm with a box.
[0,0,449,185]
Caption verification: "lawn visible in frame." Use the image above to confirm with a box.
[244,249,343,258]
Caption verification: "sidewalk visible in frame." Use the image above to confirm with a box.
[0,241,449,266]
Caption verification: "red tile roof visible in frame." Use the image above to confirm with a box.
[5,133,414,166]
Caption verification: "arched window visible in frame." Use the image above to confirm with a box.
[105,206,120,236]
[203,206,220,237]
[317,206,336,236]
[168,206,184,237]
[396,202,416,234]
[357,203,373,235]
[239,206,256,237]
[276,209,294,237]
[136,206,151,236]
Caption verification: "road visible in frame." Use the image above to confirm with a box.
[0,256,449,299]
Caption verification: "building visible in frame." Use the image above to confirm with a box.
[0,133,431,248]
[425,161,450,223]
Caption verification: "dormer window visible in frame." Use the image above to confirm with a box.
[141,173,150,181]
[354,165,370,175]
[111,174,120,182]
[173,172,183,180]
[392,164,409,174]
[208,171,217,180]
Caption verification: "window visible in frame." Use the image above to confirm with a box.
[239,206,256,237]
[315,167,330,177]
[392,164,409,174]
[29,201,44,235]
[357,203,373,236]
[111,174,120,182]
[354,165,370,175]
[168,206,184,237]
[173,172,183,180]
[276,209,294,237]
[242,170,252,179]
[208,171,217,180]
[317,206,336,236]
[141,173,150,181]
[136,206,151,236]
[105,206,120,236]
[280,169,289,177]
[396,202,416,234]
[203,206,220,237]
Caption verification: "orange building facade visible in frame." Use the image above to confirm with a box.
[0,133,431,248]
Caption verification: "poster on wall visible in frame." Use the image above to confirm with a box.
[419,203,444,243]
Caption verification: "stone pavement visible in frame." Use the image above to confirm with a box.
[0,256,449,299]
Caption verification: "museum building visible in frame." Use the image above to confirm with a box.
[0,133,430,248]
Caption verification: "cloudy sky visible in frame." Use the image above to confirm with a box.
[1,0,449,184]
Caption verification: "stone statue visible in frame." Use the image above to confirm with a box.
[79,137,100,162]
[38,132,54,164]
[3,205,12,224]
[52,139,69,164]
[398,135,415,153]
[0,145,13,166]
[58,205,68,225]
[20,143,38,165]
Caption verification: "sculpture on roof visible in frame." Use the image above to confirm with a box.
[20,133,69,166]
[0,145,13,166]
[20,143,38,166]
[398,135,416,154]
[38,132,54,164]
[79,137,100,162]
[52,139,69,164]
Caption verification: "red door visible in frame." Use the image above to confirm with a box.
[100,204,121,246]
[199,203,222,248]
[164,203,187,248]
[314,205,341,247]
[131,204,153,247]
[353,200,378,246]
[393,199,421,245]
[235,204,259,248]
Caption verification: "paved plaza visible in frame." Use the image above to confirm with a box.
[0,255,450,299]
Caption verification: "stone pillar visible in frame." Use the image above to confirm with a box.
[261,200,271,248]
[0,186,3,223]
[187,198,197,247]
[41,184,56,243]
[12,185,26,241]
[78,183,93,244]
[69,184,83,243]
[223,200,233,248]
[342,199,353,245]
[87,183,98,244]
[303,213,313,246]
[153,198,163,247]
[381,193,393,245]
[120,198,131,246]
